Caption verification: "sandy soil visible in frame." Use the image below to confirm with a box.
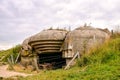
[0,65,31,78]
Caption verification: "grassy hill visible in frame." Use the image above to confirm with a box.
[1,34,120,80]
[15,37,120,80]
[0,45,21,63]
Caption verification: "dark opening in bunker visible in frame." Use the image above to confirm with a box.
[38,52,66,69]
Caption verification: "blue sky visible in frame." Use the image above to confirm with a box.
[0,0,120,50]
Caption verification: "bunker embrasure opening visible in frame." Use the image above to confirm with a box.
[38,52,66,69]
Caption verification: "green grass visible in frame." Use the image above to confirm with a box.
[0,45,21,62]
[78,38,120,67]
[15,37,120,80]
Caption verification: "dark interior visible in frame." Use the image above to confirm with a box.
[38,52,66,69]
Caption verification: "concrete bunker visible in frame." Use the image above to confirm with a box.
[20,26,111,70]
[27,29,68,70]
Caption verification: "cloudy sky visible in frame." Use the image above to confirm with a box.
[0,0,120,50]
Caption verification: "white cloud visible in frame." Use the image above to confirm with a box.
[0,5,14,17]
[0,45,12,50]
[0,43,17,50]
[0,0,120,49]
[11,0,35,11]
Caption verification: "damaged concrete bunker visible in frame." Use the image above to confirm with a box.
[20,26,110,70]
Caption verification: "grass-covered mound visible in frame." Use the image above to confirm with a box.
[0,45,21,63]
[15,37,120,80]
[78,38,120,67]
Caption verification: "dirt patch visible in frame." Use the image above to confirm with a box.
[0,65,31,78]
